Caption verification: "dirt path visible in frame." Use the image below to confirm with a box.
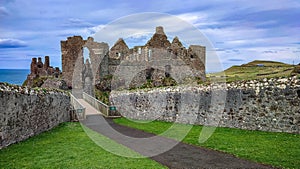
[82,114,273,169]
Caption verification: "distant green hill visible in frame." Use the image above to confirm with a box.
[208,60,298,82]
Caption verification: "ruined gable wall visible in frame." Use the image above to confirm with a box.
[61,36,85,87]
[84,37,109,84]
[61,36,109,86]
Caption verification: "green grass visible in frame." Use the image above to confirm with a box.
[0,122,166,169]
[114,118,300,169]
[208,60,296,82]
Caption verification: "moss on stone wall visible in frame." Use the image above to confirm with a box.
[94,89,110,105]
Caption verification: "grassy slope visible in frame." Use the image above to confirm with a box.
[0,122,165,169]
[114,118,300,169]
[208,60,295,82]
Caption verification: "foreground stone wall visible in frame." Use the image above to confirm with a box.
[110,76,300,133]
[0,84,71,149]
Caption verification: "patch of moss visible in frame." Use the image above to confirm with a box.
[103,74,113,80]
[22,79,28,87]
[129,77,178,91]
[140,79,154,89]
[162,77,177,86]
[291,65,300,75]
[31,76,49,87]
[94,89,110,105]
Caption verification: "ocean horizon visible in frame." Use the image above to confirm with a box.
[0,69,30,86]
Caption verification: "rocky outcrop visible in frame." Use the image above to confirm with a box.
[41,78,69,90]
[110,76,300,134]
[0,83,71,149]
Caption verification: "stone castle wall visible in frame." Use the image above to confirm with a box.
[61,36,109,87]
[0,84,71,149]
[110,76,300,133]
[110,56,204,89]
[108,27,206,89]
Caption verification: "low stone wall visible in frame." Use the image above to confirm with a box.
[0,84,71,149]
[110,76,300,133]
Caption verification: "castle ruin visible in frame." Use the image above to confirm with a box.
[25,26,206,92]
[26,56,61,87]
[60,26,206,91]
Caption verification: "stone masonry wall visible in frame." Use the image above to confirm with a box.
[110,76,300,133]
[61,36,109,87]
[0,84,71,149]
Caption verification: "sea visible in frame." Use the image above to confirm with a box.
[0,69,30,86]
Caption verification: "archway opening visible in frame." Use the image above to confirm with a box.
[83,47,90,63]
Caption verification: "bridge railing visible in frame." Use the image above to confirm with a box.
[83,92,110,117]
[70,93,86,120]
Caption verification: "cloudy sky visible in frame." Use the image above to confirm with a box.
[0,0,299,72]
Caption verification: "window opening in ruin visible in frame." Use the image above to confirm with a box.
[138,47,142,54]
[148,49,152,61]
[165,65,171,77]
[146,68,154,80]
[83,47,90,63]
[190,54,194,58]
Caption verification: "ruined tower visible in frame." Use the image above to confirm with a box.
[37,57,43,69]
[61,36,85,87]
[30,58,37,75]
[26,56,61,87]
[61,36,109,88]
[44,56,50,70]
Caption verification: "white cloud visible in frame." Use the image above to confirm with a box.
[82,25,105,37]
[0,38,27,48]
[0,6,9,16]
[62,18,94,28]
[177,13,207,25]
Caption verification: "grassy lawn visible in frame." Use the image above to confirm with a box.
[0,122,165,169]
[114,118,300,169]
[208,60,296,82]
